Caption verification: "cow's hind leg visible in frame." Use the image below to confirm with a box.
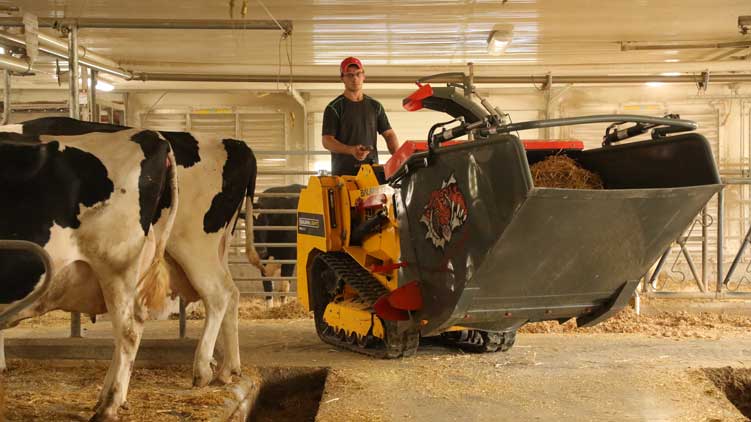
[90,267,145,422]
[280,263,295,306]
[215,272,241,384]
[172,252,235,387]
[262,279,273,308]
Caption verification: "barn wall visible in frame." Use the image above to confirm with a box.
[7,82,751,293]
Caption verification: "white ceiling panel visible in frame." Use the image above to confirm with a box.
[0,0,748,85]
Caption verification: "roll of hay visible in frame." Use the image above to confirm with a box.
[530,155,604,189]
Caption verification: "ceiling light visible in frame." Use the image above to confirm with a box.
[645,82,665,87]
[77,78,115,92]
[95,81,114,92]
[660,72,681,77]
[664,59,680,63]
[0,47,4,55]
[487,24,513,55]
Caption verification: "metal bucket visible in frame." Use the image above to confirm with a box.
[395,133,721,335]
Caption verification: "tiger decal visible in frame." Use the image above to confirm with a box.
[419,173,468,249]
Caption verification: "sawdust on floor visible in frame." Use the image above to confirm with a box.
[1,360,236,422]
[519,305,751,338]
[185,299,312,320]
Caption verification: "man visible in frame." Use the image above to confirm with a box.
[322,57,399,176]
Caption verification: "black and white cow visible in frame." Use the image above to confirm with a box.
[0,127,178,421]
[253,184,303,307]
[2,117,262,389]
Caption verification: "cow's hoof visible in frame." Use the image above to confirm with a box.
[89,409,119,422]
[213,369,233,385]
[192,365,213,388]
[214,362,241,385]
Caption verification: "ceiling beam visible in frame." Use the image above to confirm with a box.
[0,17,292,32]
[131,72,751,84]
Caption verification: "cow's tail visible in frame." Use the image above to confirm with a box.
[139,146,179,314]
[243,150,264,273]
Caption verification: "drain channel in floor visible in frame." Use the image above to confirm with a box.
[248,367,329,422]
[702,367,751,418]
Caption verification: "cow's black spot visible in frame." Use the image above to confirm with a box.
[129,131,171,235]
[203,139,257,233]
[0,137,114,303]
[22,116,129,135]
[17,118,175,232]
[154,163,174,225]
[158,131,200,168]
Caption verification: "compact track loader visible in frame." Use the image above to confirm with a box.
[296,74,722,358]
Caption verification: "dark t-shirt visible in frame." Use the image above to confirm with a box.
[322,94,392,176]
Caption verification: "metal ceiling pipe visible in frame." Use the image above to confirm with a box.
[0,31,133,79]
[37,32,121,70]
[0,17,292,32]
[0,52,31,74]
[131,73,751,84]
[622,40,751,51]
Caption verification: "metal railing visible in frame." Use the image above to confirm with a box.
[645,178,751,297]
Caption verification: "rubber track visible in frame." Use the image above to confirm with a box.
[440,330,516,353]
[315,252,419,359]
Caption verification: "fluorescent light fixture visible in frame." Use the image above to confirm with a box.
[645,82,665,87]
[77,78,115,92]
[660,72,681,77]
[487,24,513,55]
[95,81,114,92]
[262,158,287,162]
[0,47,5,55]
[664,59,680,63]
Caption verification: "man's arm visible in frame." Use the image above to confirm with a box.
[383,129,399,154]
[323,135,370,161]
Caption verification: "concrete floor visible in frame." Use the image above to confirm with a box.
[4,318,751,421]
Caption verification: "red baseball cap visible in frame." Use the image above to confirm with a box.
[340,57,363,75]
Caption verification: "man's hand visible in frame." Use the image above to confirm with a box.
[350,144,372,161]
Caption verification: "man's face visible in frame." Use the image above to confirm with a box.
[341,65,365,92]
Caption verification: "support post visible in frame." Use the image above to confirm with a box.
[717,189,725,293]
[543,73,552,139]
[2,69,9,125]
[179,297,187,339]
[67,25,82,336]
[70,312,81,338]
[67,24,79,119]
[701,207,708,291]
[88,68,97,122]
